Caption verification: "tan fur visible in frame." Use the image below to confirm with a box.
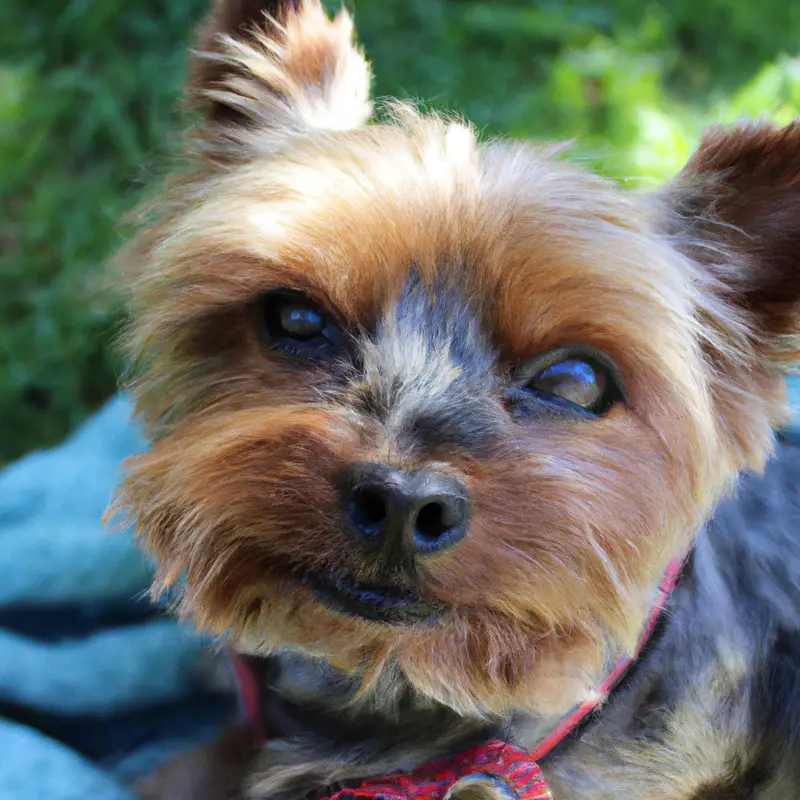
[109,1,800,797]
[190,0,371,158]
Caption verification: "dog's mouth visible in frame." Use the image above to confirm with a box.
[299,569,445,625]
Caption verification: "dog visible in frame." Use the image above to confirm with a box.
[111,1,800,797]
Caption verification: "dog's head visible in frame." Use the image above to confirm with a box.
[113,0,800,718]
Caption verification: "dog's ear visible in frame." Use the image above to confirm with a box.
[663,122,800,367]
[188,0,371,157]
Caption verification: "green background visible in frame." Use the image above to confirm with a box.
[3,0,800,463]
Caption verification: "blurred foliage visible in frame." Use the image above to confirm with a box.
[2,0,799,462]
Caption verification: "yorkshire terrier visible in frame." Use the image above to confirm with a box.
[112,1,800,798]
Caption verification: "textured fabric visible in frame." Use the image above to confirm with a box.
[0,396,234,793]
[0,719,135,800]
[0,395,151,605]
[0,621,208,715]
[326,741,551,800]
[784,376,800,444]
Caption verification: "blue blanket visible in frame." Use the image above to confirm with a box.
[0,397,235,798]
[1,381,798,798]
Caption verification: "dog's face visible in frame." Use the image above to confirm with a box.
[114,0,800,717]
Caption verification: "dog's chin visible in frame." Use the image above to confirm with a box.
[299,568,447,626]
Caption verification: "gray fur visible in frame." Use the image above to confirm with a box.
[351,271,503,456]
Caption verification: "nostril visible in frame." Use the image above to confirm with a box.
[349,487,388,536]
[414,501,450,541]
[413,496,467,551]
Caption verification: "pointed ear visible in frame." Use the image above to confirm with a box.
[188,0,372,156]
[663,121,800,367]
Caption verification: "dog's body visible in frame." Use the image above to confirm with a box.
[545,442,800,799]
[115,1,800,798]
[139,444,800,800]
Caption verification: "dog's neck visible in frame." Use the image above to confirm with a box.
[235,649,497,800]
[232,553,687,799]
[244,555,685,742]
[253,649,497,752]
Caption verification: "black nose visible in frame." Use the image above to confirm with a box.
[340,463,469,555]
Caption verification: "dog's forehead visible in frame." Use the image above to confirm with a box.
[168,123,700,374]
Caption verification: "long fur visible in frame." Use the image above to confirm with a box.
[112,2,800,798]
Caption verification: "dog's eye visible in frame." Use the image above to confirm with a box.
[530,360,605,409]
[277,303,324,339]
[259,290,341,357]
[509,349,623,418]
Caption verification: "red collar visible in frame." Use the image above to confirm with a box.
[229,556,684,799]
[314,740,551,800]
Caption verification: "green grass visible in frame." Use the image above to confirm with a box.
[2,0,800,462]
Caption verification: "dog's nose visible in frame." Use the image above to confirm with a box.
[340,463,469,555]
